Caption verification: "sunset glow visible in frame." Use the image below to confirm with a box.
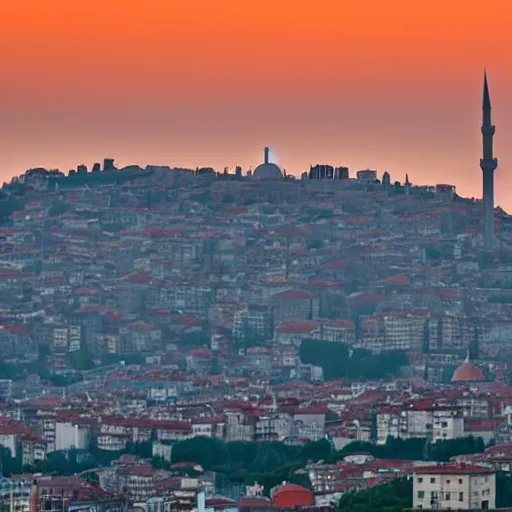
[1,0,511,206]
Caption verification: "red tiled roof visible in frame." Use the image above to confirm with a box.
[74,288,99,296]
[277,321,319,334]
[274,290,315,300]
[325,319,355,329]
[386,274,409,286]
[348,292,383,307]
[129,464,154,476]
[464,419,503,432]
[238,497,273,509]
[323,259,351,270]
[190,349,212,360]
[1,325,26,334]
[414,463,495,475]
[129,322,157,330]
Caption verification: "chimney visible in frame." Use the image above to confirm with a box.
[264,147,269,164]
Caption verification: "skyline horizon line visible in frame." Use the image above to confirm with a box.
[8,153,510,214]
[3,68,499,207]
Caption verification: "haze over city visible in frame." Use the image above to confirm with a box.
[3,2,512,512]
[1,0,512,207]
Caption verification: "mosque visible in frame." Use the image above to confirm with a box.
[253,147,283,179]
[451,352,487,384]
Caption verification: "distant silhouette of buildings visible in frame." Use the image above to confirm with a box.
[356,169,377,184]
[308,165,349,180]
[103,158,116,172]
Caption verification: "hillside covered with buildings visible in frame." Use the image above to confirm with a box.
[1,156,512,511]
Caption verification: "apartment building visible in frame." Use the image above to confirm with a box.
[413,464,495,510]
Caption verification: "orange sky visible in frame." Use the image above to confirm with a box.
[0,0,511,207]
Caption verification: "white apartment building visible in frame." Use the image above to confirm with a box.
[361,312,427,353]
[55,420,91,451]
[413,464,495,510]
[254,413,295,442]
[52,325,81,353]
[376,404,464,445]
[433,409,464,442]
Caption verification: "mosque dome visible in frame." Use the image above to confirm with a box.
[451,353,486,383]
[253,147,283,180]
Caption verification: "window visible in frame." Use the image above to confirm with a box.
[459,492,464,502]
[459,479,463,484]
[430,478,436,484]
[418,491,425,499]
[442,421,448,428]
[418,478,423,484]
[447,479,451,484]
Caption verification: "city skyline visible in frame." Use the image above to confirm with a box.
[1,0,511,207]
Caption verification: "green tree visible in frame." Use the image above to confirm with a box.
[0,447,22,476]
[337,477,412,512]
[0,198,23,220]
[496,472,512,508]
[171,436,230,470]
[297,438,332,462]
[331,436,485,464]
[299,340,350,380]
[49,201,71,216]
[306,239,323,250]
[68,345,94,371]
[299,340,407,381]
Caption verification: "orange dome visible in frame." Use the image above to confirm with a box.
[451,361,486,383]
[273,484,313,507]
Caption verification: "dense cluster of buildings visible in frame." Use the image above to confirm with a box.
[0,74,509,511]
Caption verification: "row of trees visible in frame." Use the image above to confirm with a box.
[171,436,487,472]
[169,435,486,494]
[299,339,408,381]
[334,435,486,463]
[0,435,488,497]
[1,441,154,477]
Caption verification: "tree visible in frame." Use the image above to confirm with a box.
[306,239,323,250]
[68,345,94,371]
[299,340,408,381]
[337,477,412,512]
[331,436,485,464]
[299,339,350,380]
[49,201,71,216]
[496,472,512,508]
[0,447,22,476]
[297,438,332,462]
[0,198,23,220]
[171,436,230,470]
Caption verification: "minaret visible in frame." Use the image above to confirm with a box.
[264,147,270,164]
[480,70,498,251]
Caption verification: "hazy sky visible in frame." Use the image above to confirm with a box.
[0,0,511,207]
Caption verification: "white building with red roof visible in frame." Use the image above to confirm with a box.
[413,463,495,510]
